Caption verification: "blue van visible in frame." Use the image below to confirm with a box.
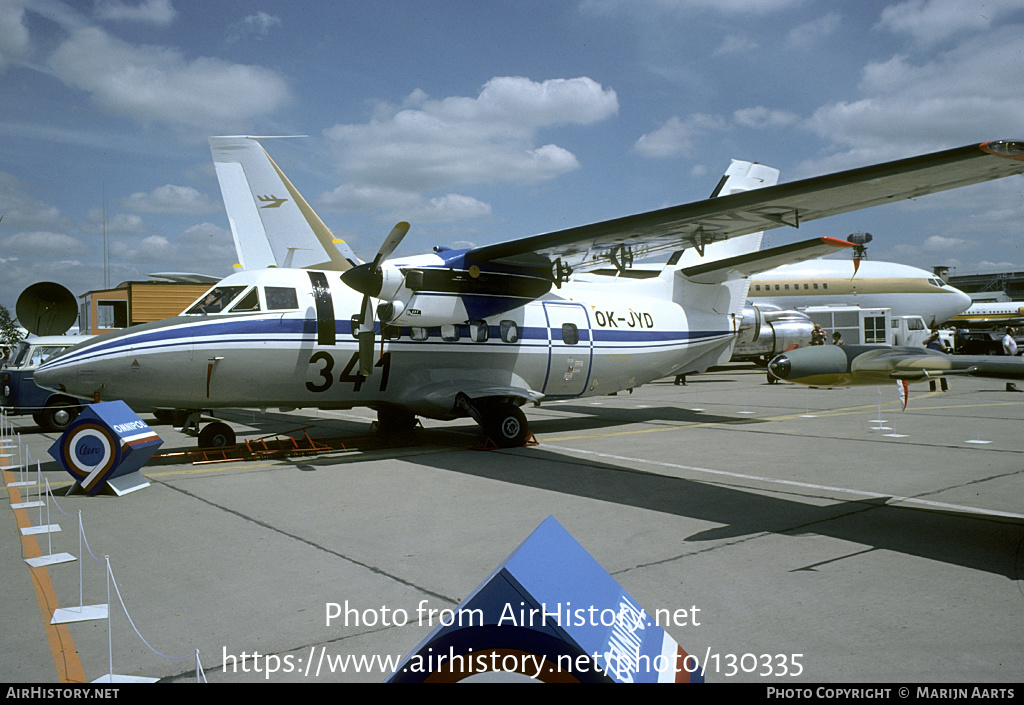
[1,336,92,432]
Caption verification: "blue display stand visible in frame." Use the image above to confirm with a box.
[387,516,703,683]
[48,401,162,496]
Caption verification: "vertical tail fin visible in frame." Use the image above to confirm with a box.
[676,160,780,266]
[208,136,360,271]
[665,160,781,329]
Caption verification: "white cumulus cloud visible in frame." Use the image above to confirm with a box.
[633,114,727,158]
[93,0,177,26]
[122,184,219,214]
[47,26,291,132]
[324,76,618,193]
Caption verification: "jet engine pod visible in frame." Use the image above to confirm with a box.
[767,345,855,387]
[16,282,78,336]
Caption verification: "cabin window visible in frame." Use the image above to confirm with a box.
[754,285,761,291]
[230,288,261,312]
[410,327,429,341]
[469,320,489,342]
[187,286,246,315]
[822,283,828,290]
[784,284,790,290]
[561,323,579,345]
[813,283,819,289]
[266,287,298,310]
[441,324,460,342]
[774,285,780,291]
[500,320,519,344]
[803,284,809,290]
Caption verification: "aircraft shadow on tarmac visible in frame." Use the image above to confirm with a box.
[526,405,760,433]
[20,406,1022,584]
[406,446,1024,582]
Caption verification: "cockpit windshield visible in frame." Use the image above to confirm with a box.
[186,286,247,315]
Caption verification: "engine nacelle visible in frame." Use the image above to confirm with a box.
[732,307,814,361]
[386,293,470,328]
[734,305,761,347]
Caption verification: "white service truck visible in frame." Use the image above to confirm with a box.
[802,306,931,347]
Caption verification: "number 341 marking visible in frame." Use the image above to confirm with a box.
[306,351,391,393]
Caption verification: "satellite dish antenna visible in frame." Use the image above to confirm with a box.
[15,282,78,336]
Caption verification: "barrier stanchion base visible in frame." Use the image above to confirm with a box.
[51,604,108,624]
[21,524,61,536]
[25,552,76,567]
[92,674,159,684]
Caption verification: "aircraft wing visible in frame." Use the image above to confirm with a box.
[467,141,1024,273]
[680,236,854,284]
[880,352,1024,382]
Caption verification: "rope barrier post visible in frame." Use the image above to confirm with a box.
[7,437,32,483]
[20,465,61,536]
[10,453,43,511]
[92,556,159,683]
[51,509,107,624]
[23,463,75,568]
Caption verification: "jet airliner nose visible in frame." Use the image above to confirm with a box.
[768,355,791,380]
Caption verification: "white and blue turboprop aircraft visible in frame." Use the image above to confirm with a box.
[34,138,1024,447]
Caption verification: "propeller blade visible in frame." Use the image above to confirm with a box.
[359,331,375,377]
[355,294,376,376]
[340,222,410,298]
[347,222,410,377]
[372,221,410,269]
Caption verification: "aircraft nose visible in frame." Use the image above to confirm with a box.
[768,355,791,380]
[33,361,60,392]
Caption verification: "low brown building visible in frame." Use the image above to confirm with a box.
[79,280,212,334]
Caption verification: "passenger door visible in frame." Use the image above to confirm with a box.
[542,302,592,397]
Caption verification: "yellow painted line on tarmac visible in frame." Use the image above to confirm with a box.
[2,466,87,683]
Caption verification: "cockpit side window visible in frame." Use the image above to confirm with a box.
[186,286,246,315]
[230,288,261,313]
[265,287,299,310]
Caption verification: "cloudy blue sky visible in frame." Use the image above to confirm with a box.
[2,0,1024,312]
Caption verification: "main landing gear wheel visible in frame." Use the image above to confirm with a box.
[198,421,235,448]
[485,402,529,448]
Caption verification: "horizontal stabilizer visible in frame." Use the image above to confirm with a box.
[681,237,854,284]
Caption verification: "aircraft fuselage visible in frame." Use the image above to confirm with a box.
[35,267,736,422]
